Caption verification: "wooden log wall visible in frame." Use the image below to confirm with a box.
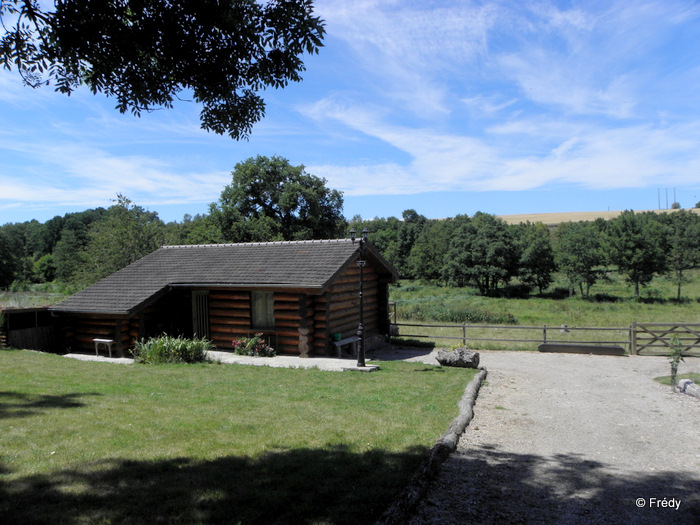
[209,291,251,350]
[209,290,315,355]
[274,293,314,355]
[313,264,382,355]
[60,316,132,355]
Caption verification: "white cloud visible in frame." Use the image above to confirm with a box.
[0,138,230,210]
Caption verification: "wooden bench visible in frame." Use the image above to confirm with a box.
[93,338,114,358]
[332,336,360,358]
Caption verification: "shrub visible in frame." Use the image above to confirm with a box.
[399,302,518,325]
[233,333,276,357]
[133,334,213,364]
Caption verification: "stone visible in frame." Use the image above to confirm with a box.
[436,347,480,368]
[678,379,700,399]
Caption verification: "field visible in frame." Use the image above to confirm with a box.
[0,349,476,524]
[390,270,700,352]
[498,207,700,225]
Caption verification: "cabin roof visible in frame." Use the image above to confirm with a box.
[50,239,397,316]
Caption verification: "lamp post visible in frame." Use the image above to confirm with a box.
[350,227,369,367]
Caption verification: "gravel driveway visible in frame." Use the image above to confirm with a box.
[405,351,700,525]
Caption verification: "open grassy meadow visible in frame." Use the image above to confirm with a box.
[0,349,476,524]
[390,271,700,351]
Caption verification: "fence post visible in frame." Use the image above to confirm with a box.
[462,323,466,347]
[630,321,637,355]
[543,324,547,343]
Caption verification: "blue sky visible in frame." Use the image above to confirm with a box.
[2,0,700,226]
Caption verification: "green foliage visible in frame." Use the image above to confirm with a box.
[347,215,402,271]
[443,212,519,295]
[232,333,276,357]
[133,334,213,364]
[399,301,518,324]
[555,221,606,297]
[605,211,668,297]
[668,334,685,391]
[407,216,464,283]
[396,209,428,278]
[664,210,700,300]
[32,253,56,283]
[80,194,165,285]
[517,221,556,294]
[211,155,345,242]
[0,0,325,140]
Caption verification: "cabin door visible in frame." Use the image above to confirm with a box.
[191,291,210,339]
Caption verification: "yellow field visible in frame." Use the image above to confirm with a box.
[498,208,700,225]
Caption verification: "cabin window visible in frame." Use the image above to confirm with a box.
[251,292,275,329]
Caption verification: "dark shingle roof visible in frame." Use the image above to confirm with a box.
[50,239,396,316]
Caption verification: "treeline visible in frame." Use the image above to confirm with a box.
[349,209,700,300]
[0,155,346,291]
[2,202,699,301]
[2,155,700,300]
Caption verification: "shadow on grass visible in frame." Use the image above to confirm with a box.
[415,445,700,525]
[0,391,100,419]
[0,445,427,525]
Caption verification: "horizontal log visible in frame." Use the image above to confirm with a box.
[274,302,303,311]
[209,309,250,319]
[210,317,251,326]
[209,300,250,309]
[274,293,303,302]
[276,336,301,347]
[274,312,302,321]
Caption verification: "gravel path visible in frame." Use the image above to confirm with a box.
[407,351,700,525]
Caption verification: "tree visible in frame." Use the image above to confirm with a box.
[517,222,556,295]
[396,209,427,278]
[347,215,402,271]
[407,217,458,283]
[211,155,344,242]
[32,253,56,282]
[53,228,85,283]
[1,0,325,140]
[605,211,667,297]
[664,210,700,300]
[554,221,606,297]
[80,194,164,284]
[443,212,519,295]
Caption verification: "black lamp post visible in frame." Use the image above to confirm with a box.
[350,227,369,367]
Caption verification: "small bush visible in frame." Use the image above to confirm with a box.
[133,334,213,364]
[233,333,276,357]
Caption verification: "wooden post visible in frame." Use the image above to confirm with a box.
[543,324,547,343]
[630,321,637,355]
[462,323,466,347]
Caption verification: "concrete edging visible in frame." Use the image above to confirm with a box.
[377,366,488,525]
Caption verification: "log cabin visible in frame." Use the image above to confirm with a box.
[49,239,398,357]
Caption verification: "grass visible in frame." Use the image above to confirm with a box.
[0,349,476,524]
[653,372,700,386]
[390,270,700,351]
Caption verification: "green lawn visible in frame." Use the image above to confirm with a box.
[0,349,476,524]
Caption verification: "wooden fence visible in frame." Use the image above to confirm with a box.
[390,321,700,356]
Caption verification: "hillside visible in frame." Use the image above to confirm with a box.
[498,208,700,225]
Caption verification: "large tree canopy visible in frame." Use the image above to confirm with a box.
[0,0,325,139]
[211,155,344,242]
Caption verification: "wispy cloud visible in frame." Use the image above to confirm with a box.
[307,0,700,197]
